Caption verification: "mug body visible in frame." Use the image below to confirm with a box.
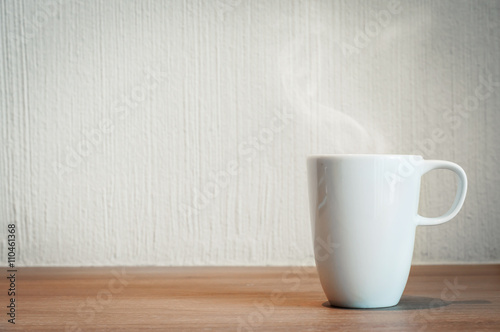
[307,154,423,308]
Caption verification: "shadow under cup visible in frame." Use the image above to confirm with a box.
[307,154,467,308]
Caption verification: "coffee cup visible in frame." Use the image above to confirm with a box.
[307,154,467,308]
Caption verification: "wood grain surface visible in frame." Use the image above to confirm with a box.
[2,265,499,331]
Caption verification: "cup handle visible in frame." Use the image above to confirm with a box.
[415,160,468,226]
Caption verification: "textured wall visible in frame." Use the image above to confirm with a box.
[1,0,499,266]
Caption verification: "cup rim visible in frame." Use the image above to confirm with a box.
[307,154,424,160]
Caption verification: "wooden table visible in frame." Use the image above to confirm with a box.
[4,265,499,331]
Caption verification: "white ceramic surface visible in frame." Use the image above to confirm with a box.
[307,154,467,308]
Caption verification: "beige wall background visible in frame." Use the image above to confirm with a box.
[1,0,499,266]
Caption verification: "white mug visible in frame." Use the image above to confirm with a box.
[307,154,467,308]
